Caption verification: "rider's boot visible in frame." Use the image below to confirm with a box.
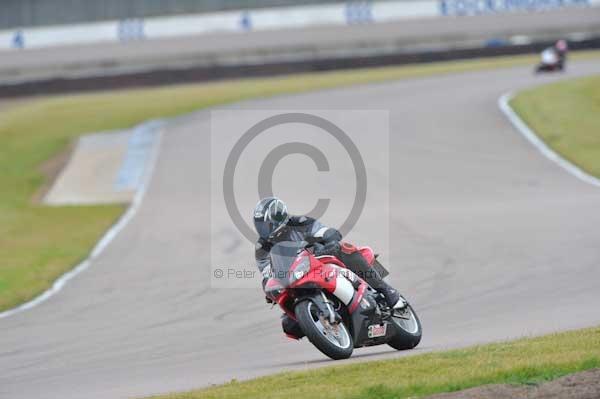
[379,283,401,309]
[336,250,401,308]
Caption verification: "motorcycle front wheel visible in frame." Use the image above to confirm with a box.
[295,300,354,360]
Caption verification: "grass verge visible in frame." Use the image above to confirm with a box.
[146,326,600,399]
[1,50,600,312]
[511,73,600,178]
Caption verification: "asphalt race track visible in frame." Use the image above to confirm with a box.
[1,60,600,399]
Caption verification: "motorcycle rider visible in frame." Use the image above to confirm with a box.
[253,197,400,337]
[537,39,568,73]
[555,39,568,68]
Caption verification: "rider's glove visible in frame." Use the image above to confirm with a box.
[313,240,340,257]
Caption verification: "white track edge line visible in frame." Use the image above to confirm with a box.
[498,92,600,188]
[0,121,164,319]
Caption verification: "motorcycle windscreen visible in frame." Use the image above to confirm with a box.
[269,241,306,287]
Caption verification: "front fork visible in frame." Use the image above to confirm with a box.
[296,291,341,324]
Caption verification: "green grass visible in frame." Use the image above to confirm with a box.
[2,50,600,312]
[511,74,600,178]
[146,326,600,399]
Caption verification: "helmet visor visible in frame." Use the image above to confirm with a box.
[254,219,277,239]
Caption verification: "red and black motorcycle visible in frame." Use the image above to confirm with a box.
[265,241,422,359]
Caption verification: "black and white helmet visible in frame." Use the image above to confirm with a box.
[253,197,289,239]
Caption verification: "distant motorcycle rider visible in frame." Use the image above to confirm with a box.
[253,197,400,309]
[555,39,568,68]
[537,39,568,73]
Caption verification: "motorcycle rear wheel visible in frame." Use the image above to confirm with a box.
[387,303,422,350]
[295,300,354,360]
